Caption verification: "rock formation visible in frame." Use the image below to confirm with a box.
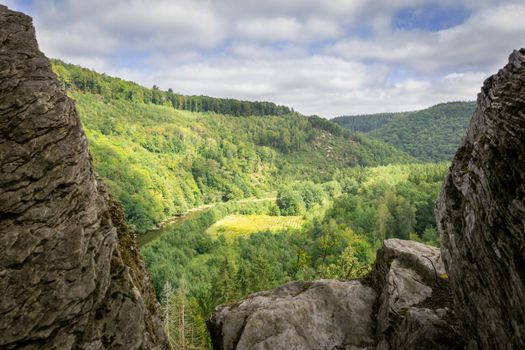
[0,5,167,349]
[208,239,462,350]
[436,49,525,349]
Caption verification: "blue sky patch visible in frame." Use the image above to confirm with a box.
[10,0,33,13]
[392,3,470,32]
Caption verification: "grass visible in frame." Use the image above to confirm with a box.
[206,214,304,240]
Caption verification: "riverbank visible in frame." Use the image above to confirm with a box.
[138,196,276,246]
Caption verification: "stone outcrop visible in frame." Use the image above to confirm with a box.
[208,239,462,350]
[436,49,525,349]
[371,239,461,350]
[0,5,167,349]
[209,280,377,350]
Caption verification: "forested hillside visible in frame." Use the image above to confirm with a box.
[46,59,461,349]
[333,102,476,162]
[332,112,397,133]
[52,61,412,231]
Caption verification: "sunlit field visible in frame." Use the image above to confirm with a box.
[207,214,303,239]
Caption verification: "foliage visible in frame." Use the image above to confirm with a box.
[52,59,291,117]
[276,181,328,215]
[60,88,411,231]
[327,162,448,245]
[161,281,210,349]
[334,102,476,161]
[276,188,306,215]
[332,113,396,133]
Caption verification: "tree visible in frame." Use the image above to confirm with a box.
[318,245,370,279]
[211,257,237,304]
[293,248,311,279]
[316,219,341,274]
[276,188,305,216]
[161,280,210,350]
[383,191,416,240]
[375,201,391,244]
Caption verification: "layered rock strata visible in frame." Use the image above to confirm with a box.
[0,5,167,349]
[437,49,525,349]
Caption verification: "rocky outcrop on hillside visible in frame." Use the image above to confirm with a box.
[0,5,167,349]
[208,239,462,350]
[436,49,525,349]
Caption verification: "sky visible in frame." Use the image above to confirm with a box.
[4,0,525,117]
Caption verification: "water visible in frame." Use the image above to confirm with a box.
[139,208,209,246]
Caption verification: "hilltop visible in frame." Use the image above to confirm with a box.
[333,101,476,162]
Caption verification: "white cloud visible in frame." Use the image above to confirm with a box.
[328,4,525,74]
[13,0,525,117]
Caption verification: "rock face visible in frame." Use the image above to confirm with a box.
[371,239,461,350]
[208,239,462,350]
[436,49,525,349]
[0,6,167,349]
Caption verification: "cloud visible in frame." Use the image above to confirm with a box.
[327,4,525,74]
[12,0,525,117]
[115,53,485,116]
[234,17,343,44]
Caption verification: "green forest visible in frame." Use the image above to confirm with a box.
[53,60,411,232]
[52,61,462,349]
[142,163,447,348]
[333,101,476,162]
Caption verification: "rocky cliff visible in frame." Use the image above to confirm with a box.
[208,239,462,350]
[436,49,525,349]
[0,5,167,349]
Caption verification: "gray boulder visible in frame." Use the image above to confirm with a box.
[372,239,461,350]
[208,239,462,350]
[208,280,377,350]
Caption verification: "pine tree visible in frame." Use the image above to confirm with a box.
[162,279,211,350]
[211,257,237,304]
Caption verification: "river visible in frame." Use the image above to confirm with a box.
[138,196,276,246]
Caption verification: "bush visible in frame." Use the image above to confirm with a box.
[276,188,305,216]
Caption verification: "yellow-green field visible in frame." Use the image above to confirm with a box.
[206,214,303,239]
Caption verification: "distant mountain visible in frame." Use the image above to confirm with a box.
[51,60,413,231]
[333,102,476,162]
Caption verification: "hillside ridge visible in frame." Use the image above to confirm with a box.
[52,62,412,231]
[334,101,476,162]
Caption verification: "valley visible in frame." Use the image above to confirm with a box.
[52,61,467,349]
[3,4,524,350]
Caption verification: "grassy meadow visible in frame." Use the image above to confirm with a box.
[206,214,304,240]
